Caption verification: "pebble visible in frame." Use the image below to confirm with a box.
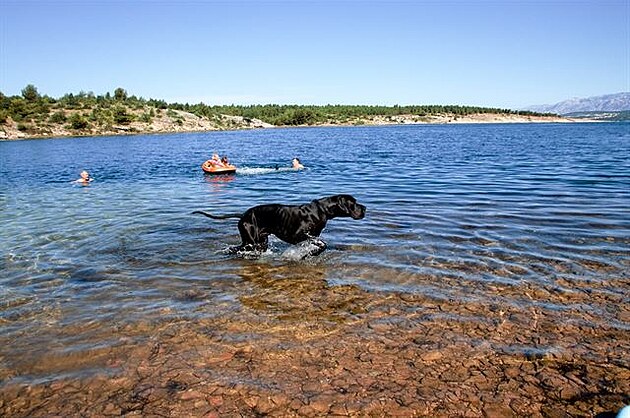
[1,284,628,417]
[421,350,444,362]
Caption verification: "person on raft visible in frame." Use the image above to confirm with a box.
[207,153,226,168]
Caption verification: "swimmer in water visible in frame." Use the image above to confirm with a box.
[292,157,304,169]
[74,170,93,184]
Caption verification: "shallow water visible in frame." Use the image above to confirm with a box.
[1,123,629,385]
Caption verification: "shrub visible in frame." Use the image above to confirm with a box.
[68,113,89,130]
[49,111,67,123]
[113,106,134,124]
[90,107,113,126]
[139,112,152,123]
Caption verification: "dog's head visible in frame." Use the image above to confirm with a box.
[318,194,366,220]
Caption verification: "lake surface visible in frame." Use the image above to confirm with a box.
[1,123,629,385]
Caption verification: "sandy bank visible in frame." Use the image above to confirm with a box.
[0,112,593,141]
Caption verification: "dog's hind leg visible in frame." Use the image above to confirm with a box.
[235,219,269,256]
[241,236,268,253]
[237,219,257,246]
[256,234,269,252]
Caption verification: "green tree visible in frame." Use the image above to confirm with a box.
[9,98,28,121]
[21,84,40,102]
[114,88,127,101]
[60,93,80,108]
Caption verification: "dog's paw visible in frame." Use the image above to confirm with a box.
[282,240,327,260]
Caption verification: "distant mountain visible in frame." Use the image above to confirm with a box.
[526,92,630,115]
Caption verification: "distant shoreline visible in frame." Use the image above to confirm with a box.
[0,112,599,142]
[2,85,604,141]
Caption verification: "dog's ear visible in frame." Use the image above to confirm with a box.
[316,196,340,217]
[336,194,355,202]
[339,195,357,209]
[334,195,358,217]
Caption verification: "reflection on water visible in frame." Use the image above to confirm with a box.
[1,123,629,386]
[204,172,236,193]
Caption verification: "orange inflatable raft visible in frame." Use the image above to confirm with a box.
[201,160,237,175]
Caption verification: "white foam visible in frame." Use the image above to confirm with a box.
[236,166,299,176]
[281,241,324,260]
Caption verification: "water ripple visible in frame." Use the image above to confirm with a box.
[1,123,629,365]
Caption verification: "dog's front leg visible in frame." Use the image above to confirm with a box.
[301,235,327,258]
[309,239,327,257]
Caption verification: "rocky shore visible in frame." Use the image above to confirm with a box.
[0,109,273,141]
[0,111,583,141]
[1,266,627,417]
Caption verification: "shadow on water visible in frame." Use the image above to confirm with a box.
[233,261,367,321]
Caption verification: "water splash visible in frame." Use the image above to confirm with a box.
[235,166,302,175]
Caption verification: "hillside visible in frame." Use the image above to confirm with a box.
[0,87,272,140]
[2,86,572,140]
[0,107,272,140]
[526,92,630,115]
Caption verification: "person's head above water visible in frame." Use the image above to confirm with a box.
[75,170,92,184]
[292,158,304,169]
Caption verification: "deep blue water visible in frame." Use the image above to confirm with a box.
[1,123,629,374]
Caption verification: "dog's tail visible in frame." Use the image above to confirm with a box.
[192,210,243,220]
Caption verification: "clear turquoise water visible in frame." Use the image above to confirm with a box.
[1,123,629,379]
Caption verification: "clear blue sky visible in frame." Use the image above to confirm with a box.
[1,0,628,109]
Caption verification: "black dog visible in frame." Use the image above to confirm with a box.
[193,194,366,256]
